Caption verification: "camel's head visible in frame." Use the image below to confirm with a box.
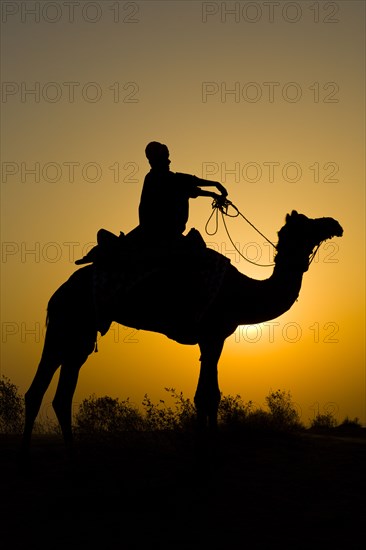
[275,210,343,271]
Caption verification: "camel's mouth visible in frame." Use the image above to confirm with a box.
[286,211,343,241]
[334,224,343,238]
[318,218,343,241]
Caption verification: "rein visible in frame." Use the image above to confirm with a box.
[205,199,277,267]
[205,199,324,269]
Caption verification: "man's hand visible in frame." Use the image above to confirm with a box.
[216,182,228,197]
[212,192,229,206]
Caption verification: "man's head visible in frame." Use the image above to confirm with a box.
[145,142,170,170]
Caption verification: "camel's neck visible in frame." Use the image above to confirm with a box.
[234,252,307,326]
[269,256,305,312]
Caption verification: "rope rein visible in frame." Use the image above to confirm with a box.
[205,198,324,269]
[205,199,277,267]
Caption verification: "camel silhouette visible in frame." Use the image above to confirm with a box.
[21,209,343,452]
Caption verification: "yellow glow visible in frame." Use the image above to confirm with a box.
[1,1,365,426]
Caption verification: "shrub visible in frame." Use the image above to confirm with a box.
[309,411,337,430]
[218,394,253,427]
[75,389,197,435]
[74,394,144,434]
[0,375,24,434]
[337,416,362,429]
[217,390,305,434]
[142,388,196,431]
[265,389,303,431]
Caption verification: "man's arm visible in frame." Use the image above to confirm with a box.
[175,172,228,201]
[193,177,228,197]
[195,189,226,203]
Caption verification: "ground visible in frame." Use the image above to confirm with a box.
[1,429,365,549]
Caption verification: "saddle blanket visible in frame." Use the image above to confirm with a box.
[92,229,231,342]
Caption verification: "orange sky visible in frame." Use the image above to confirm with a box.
[1,1,365,426]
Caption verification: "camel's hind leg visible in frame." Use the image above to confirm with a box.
[22,265,98,457]
[52,349,92,448]
[22,339,95,454]
[21,326,62,453]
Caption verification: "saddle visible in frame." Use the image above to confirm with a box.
[75,227,230,342]
[76,226,207,262]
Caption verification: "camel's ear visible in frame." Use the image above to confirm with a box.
[286,210,298,222]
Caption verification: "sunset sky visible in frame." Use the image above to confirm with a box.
[1,0,365,426]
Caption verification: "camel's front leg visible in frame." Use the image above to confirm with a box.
[194,339,224,430]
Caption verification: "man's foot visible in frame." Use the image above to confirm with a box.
[75,246,98,265]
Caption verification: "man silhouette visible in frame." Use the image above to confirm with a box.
[138,141,227,242]
[76,141,227,263]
